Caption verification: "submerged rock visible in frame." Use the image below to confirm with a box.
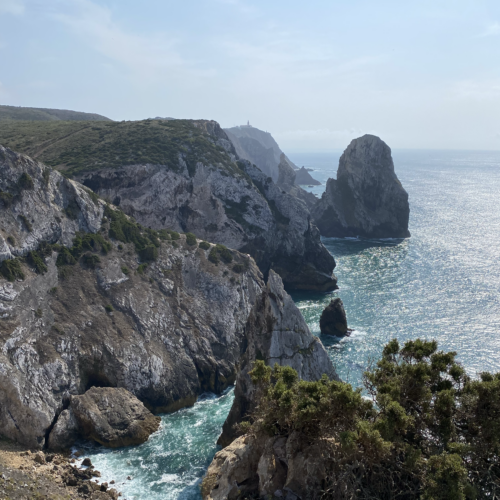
[319,298,349,337]
[312,135,410,238]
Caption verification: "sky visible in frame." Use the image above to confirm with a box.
[0,0,500,151]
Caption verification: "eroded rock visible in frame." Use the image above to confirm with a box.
[319,298,349,337]
[312,135,410,238]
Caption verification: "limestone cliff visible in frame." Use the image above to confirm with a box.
[78,124,337,292]
[312,135,410,238]
[0,145,336,449]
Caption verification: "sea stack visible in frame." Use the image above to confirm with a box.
[312,135,410,238]
[319,298,349,337]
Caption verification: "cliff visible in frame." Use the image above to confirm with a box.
[0,145,336,449]
[0,119,337,292]
[312,135,410,238]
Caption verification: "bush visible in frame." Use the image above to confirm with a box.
[105,304,114,313]
[199,241,210,250]
[168,230,180,241]
[6,236,15,246]
[185,232,197,246]
[207,243,233,265]
[82,252,101,269]
[18,172,34,190]
[208,247,219,264]
[27,251,48,274]
[137,263,148,274]
[0,191,13,207]
[0,258,25,281]
[19,214,32,232]
[247,339,500,500]
[121,266,129,275]
[138,244,158,262]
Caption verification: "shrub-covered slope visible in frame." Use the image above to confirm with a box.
[0,120,337,291]
[0,104,111,122]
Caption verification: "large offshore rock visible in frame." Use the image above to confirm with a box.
[0,145,336,449]
[294,166,321,186]
[312,135,410,238]
[69,387,161,448]
[319,298,349,337]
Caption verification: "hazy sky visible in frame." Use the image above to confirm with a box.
[1,0,500,151]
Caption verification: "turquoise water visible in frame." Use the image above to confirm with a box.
[86,149,500,499]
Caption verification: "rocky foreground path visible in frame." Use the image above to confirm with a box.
[0,439,122,500]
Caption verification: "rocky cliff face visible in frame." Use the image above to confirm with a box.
[312,135,410,238]
[0,145,336,449]
[294,166,321,186]
[79,124,337,292]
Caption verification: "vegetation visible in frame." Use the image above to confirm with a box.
[104,304,114,313]
[0,258,24,281]
[0,119,246,178]
[0,191,13,207]
[82,252,101,269]
[105,206,159,262]
[17,172,34,190]
[0,104,111,122]
[27,250,48,274]
[247,339,500,500]
[199,241,210,250]
[137,263,148,274]
[56,232,111,267]
[185,232,197,246]
[208,243,233,265]
[6,236,15,246]
[19,214,32,232]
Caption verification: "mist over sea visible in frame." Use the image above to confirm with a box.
[86,149,500,499]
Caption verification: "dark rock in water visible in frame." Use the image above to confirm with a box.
[294,166,321,186]
[319,298,349,337]
[70,387,161,448]
[312,135,410,238]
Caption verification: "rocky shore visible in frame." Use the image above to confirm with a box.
[0,439,121,499]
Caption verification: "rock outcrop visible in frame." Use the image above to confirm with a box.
[203,431,327,500]
[294,166,321,186]
[0,145,336,449]
[79,124,337,292]
[319,298,349,337]
[50,387,161,449]
[218,271,337,446]
[312,135,410,238]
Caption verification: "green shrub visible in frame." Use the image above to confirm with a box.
[0,258,24,281]
[138,244,158,262]
[19,214,32,232]
[82,252,101,269]
[121,266,129,275]
[199,241,210,250]
[232,263,245,273]
[6,236,15,246]
[247,339,500,500]
[49,287,58,295]
[185,232,197,246]
[105,304,114,313]
[58,266,72,280]
[0,191,13,207]
[35,308,43,318]
[27,251,48,274]
[208,247,219,264]
[137,263,148,274]
[64,199,80,220]
[168,230,180,241]
[17,172,34,190]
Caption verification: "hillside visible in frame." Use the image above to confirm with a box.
[0,119,237,177]
[0,104,111,122]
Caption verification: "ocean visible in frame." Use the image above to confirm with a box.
[85,149,500,499]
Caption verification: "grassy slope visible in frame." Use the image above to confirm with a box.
[0,119,241,178]
[0,104,111,122]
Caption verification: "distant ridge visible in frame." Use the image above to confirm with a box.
[0,104,112,122]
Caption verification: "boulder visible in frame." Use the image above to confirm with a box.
[48,409,80,451]
[319,298,349,337]
[312,135,410,238]
[70,387,161,448]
